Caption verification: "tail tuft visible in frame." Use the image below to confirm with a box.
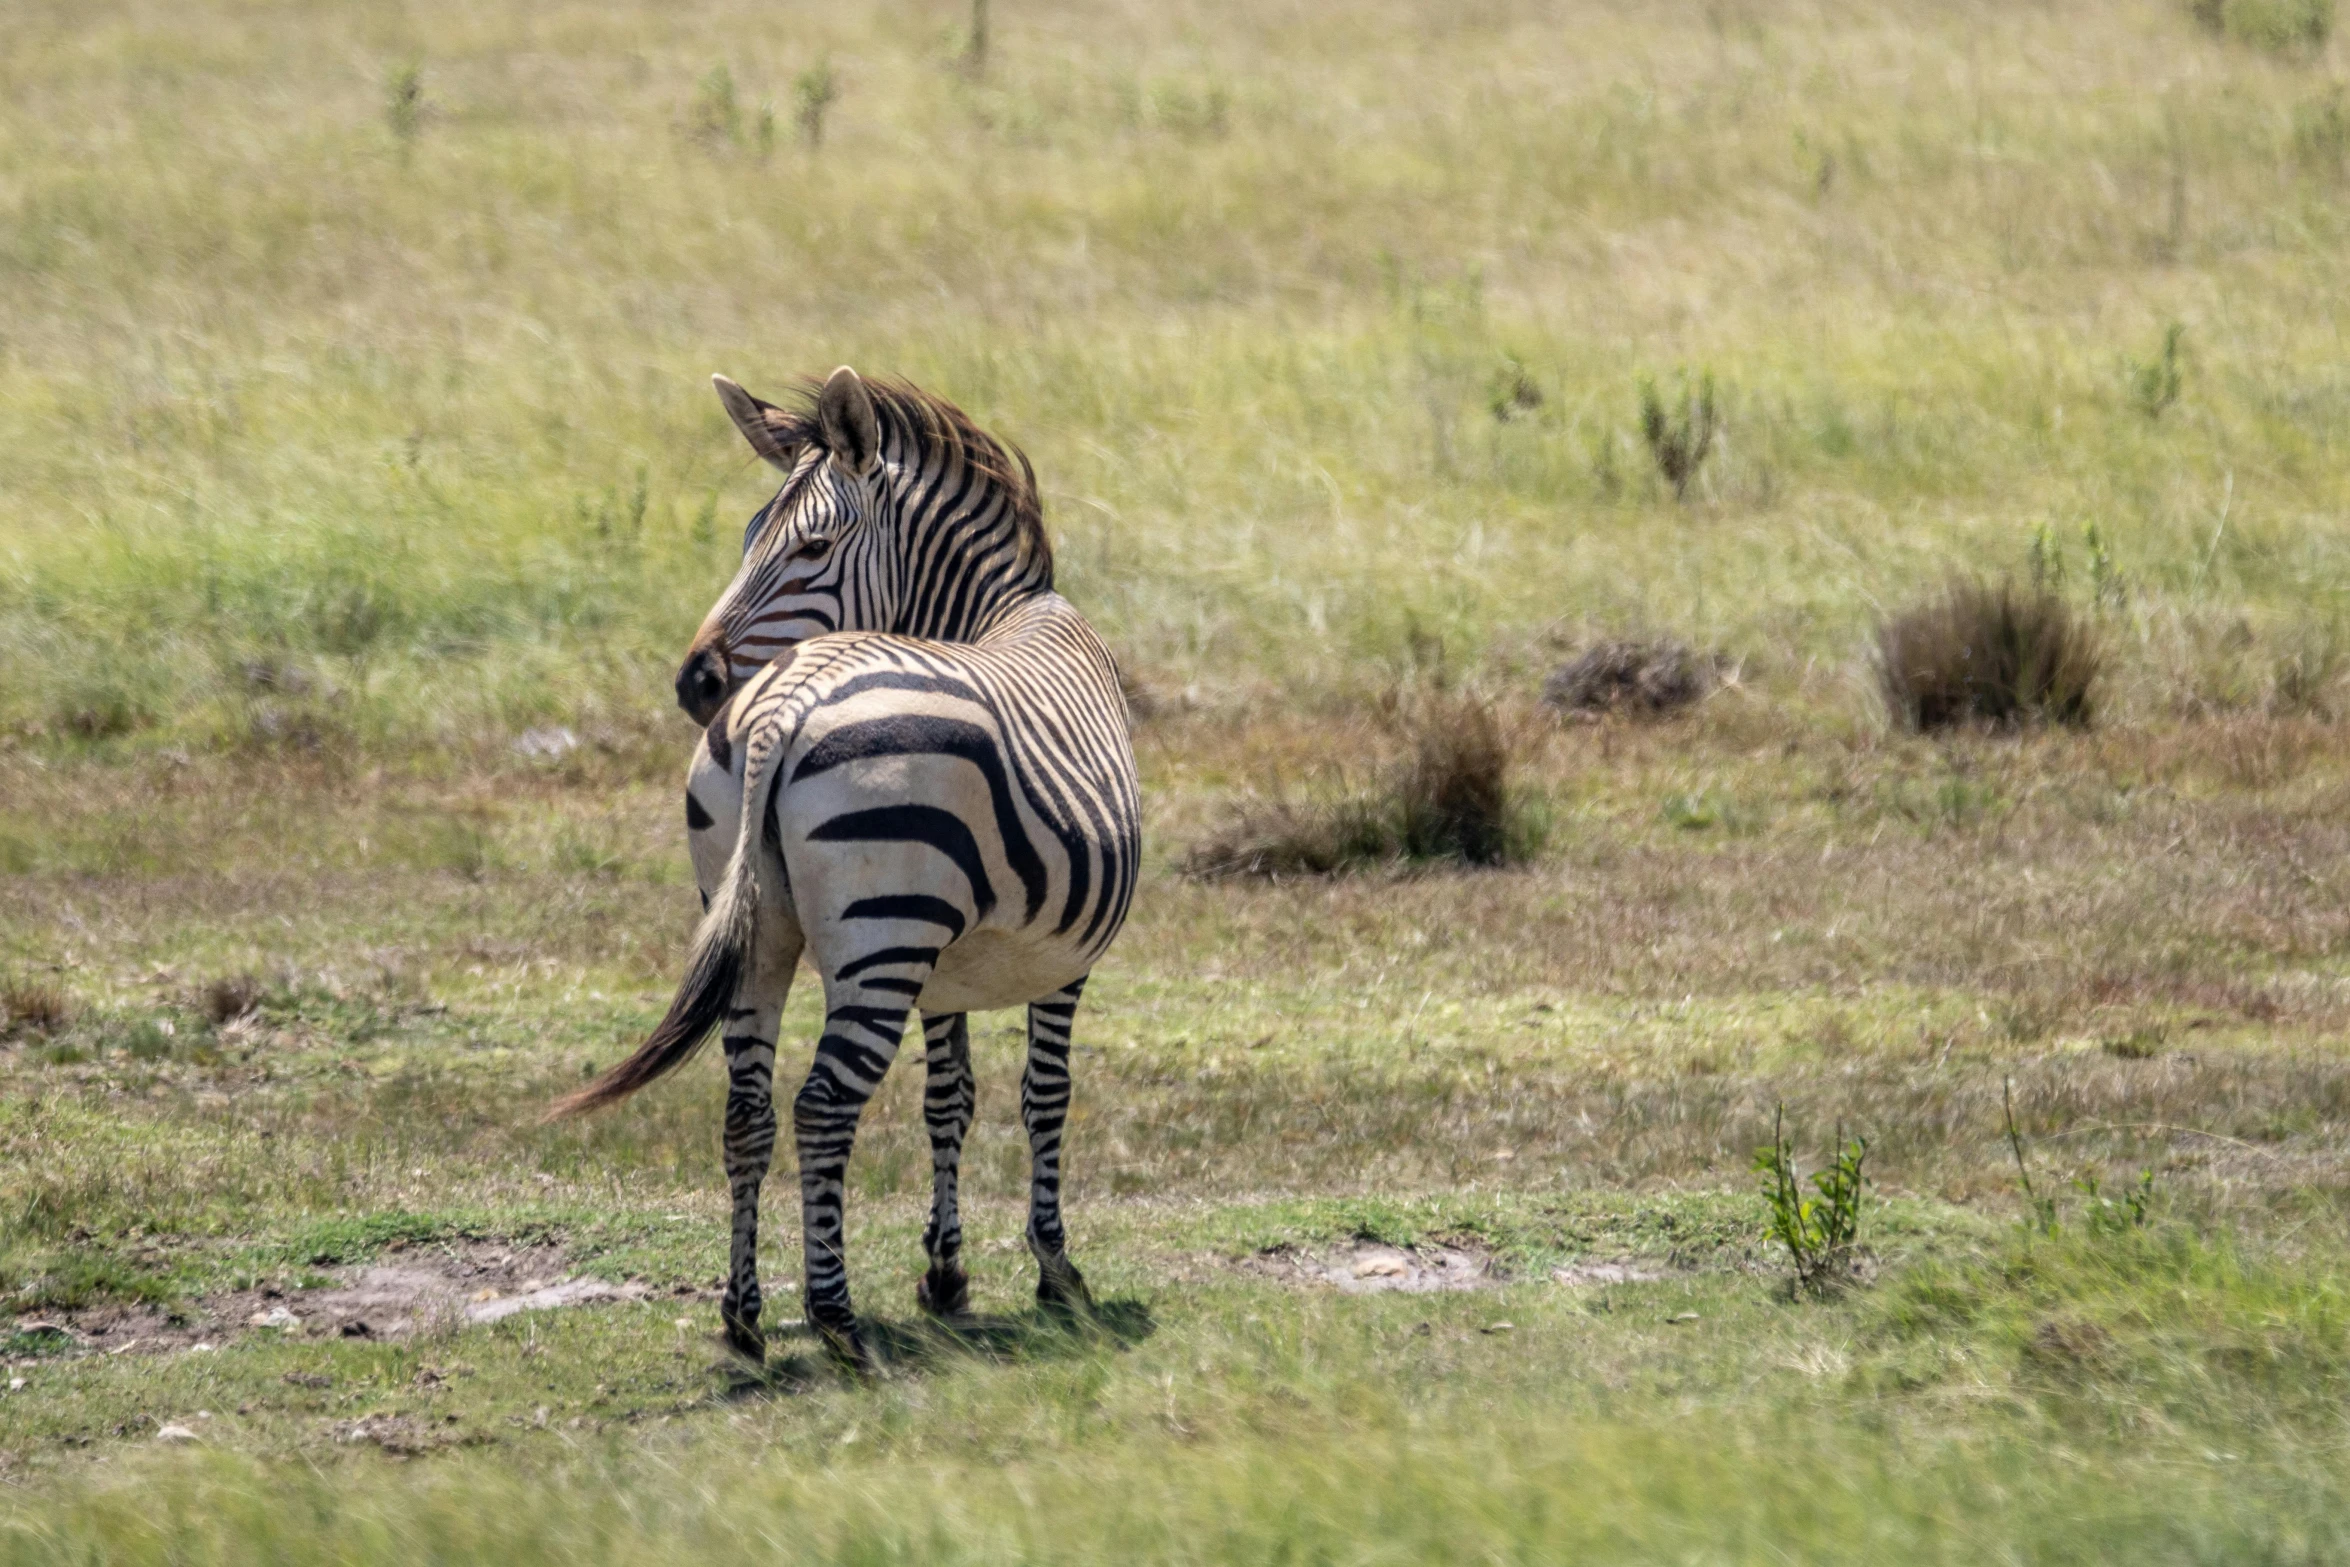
[543,844,760,1120]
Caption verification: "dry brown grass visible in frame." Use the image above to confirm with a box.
[197,974,267,1026]
[1,977,71,1036]
[1876,580,2104,732]
[2,709,2347,1219]
[1185,692,1543,877]
[1541,639,1719,720]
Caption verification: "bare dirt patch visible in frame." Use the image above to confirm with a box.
[296,1244,655,1337]
[1243,1241,1495,1293]
[22,1241,663,1359]
[1237,1243,1681,1295]
[1551,1261,1673,1287]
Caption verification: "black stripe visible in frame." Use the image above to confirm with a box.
[837,945,940,979]
[841,894,968,939]
[793,715,1047,921]
[703,693,738,773]
[811,806,997,917]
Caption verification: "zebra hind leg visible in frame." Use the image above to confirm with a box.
[794,970,927,1372]
[1022,980,1096,1316]
[718,954,796,1366]
[916,1012,976,1318]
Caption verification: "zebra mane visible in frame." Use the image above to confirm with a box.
[780,374,1054,592]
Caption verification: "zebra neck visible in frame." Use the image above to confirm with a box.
[927,588,1051,646]
[888,535,1051,643]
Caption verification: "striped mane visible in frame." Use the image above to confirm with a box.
[776,375,1054,592]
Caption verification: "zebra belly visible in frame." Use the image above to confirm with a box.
[917,927,1092,1015]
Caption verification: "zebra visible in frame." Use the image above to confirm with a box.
[551,366,1140,1372]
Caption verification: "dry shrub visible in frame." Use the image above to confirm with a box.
[1,979,72,1036]
[1542,639,1718,720]
[1186,692,1546,878]
[2268,622,2346,719]
[1875,579,2102,732]
[199,973,267,1026]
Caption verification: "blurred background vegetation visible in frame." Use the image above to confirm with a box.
[2,0,2344,759]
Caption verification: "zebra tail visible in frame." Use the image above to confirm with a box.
[544,835,762,1120]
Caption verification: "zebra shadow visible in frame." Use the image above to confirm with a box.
[721,1298,1157,1398]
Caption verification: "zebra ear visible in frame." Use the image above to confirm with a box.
[712,374,805,471]
[817,365,880,476]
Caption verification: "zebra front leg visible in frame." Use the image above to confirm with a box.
[794,977,924,1371]
[1022,980,1095,1315]
[916,1011,976,1318]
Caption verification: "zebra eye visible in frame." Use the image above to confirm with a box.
[790,536,833,563]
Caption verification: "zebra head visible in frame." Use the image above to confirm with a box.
[676,365,1052,725]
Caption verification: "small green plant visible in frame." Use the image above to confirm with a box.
[1487,356,1544,422]
[795,60,840,149]
[1754,1106,1870,1296]
[1637,371,1717,502]
[2083,521,2127,608]
[2077,1170,2158,1236]
[385,60,424,145]
[1660,791,1718,831]
[2028,523,2066,591]
[2004,1078,2060,1237]
[1922,773,2000,829]
[1659,789,1757,834]
[120,1018,178,1062]
[2128,322,2185,419]
[690,64,741,145]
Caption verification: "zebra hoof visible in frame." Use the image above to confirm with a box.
[720,1306,765,1365]
[917,1266,971,1318]
[1036,1257,1095,1318]
[811,1314,875,1374]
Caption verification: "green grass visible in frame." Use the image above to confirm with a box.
[3,0,2348,750]
[4,721,2350,1554]
[11,1224,2350,1561]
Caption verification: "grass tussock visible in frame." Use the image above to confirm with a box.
[2194,0,2336,52]
[1541,637,1719,719]
[1,977,71,1036]
[1876,579,2103,733]
[197,974,268,1026]
[1186,692,1547,877]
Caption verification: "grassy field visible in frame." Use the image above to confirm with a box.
[6,0,2350,1559]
